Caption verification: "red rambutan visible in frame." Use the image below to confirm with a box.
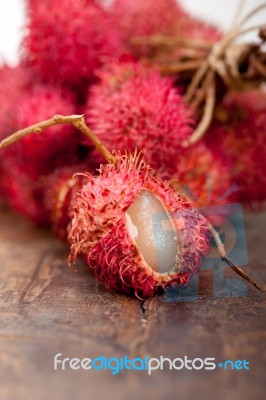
[86,62,195,176]
[111,0,222,58]
[45,150,105,237]
[168,142,233,208]
[68,153,210,298]
[176,11,222,43]
[111,0,183,43]
[2,84,79,179]
[0,64,31,140]
[206,89,266,209]
[1,83,81,225]
[23,0,122,88]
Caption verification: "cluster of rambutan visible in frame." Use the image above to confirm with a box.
[0,0,265,297]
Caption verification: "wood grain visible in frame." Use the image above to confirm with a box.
[0,207,265,400]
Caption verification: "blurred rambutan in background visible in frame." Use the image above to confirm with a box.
[0,65,32,140]
[2,83,79,178]
[85,61,195,177]
[0,81,80,224]
[206,90,266,209]
[168,142,233,208]
[111,0,222,59]
[111,0,184,44]
[22,0,122,90]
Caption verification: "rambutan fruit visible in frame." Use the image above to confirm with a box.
[0,64,30,201]
[1,165,50,225]
[176,11,222,43]
[168,142,233,208]
[0,83,82,225]
[45,151,105,238]
[111,0,222,58]
[2,84,80,180]
[86,62,194,177]
[111,0,183,43]
[206,89,266,209]
[68,153,210,298]
[23,0,122,88]
[0,64,31,140]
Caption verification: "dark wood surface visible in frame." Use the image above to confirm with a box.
[0,207,265,400]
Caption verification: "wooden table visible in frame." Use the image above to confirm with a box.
[0,207,265,400]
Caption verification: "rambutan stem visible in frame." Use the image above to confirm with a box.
[183,70,216,147]
[0,114,116,164]
[232,0,246,28]
[208,222,266,292]
[238,3,266,28]
[183,2,266,147]
[0,114,82,147]
[132,34,212,50]
[72,118,116,163]
[185,61,209,103]
[158,60,202,75]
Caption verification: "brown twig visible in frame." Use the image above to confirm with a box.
[132,34,212,50]
[207,222,266,292]
[232,0,246,27]
[157,59,202,75]
[184,61,209,103]
[182,4,266,147]
[0,114,116,164]
[183,70,216,146]
[238,3,266,27]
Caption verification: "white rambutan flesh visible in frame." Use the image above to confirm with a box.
[126,189,179,274]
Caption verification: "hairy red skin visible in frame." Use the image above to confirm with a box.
[0,64,31,204]
[86,61,195,177]
[45,151,105,237]
[68,154,210,298]
[2,84,80,178]
[1,83,83,225]
[111,0,222,57]
[111,0,183,44]
[206,90,266,209]
[0,65,32,140]
[23,0,122,89]
[168,142,233,208]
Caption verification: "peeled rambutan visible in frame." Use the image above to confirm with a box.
[86,62,194,176]
[23,0,122,88]
[206,90,266,209]
[68,153,210,298]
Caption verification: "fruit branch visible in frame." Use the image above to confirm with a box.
[207,222,266,292]
[0,114,116,163]
[133,2,266,147]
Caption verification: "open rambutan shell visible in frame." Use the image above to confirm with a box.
[68,153,210,298]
